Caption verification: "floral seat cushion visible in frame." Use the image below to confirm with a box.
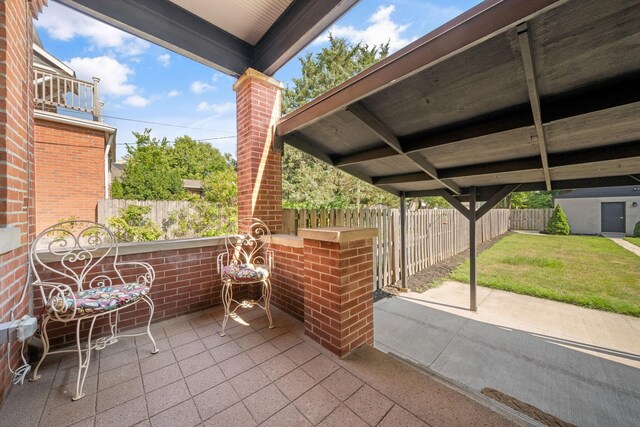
[47,283,150,316]
[222,264,269,283]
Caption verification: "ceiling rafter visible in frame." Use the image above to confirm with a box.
[345,102,460,194]
[517,22,551,191]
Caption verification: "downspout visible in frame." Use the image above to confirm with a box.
[104,133,114,199]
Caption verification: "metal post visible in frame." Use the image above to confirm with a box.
[469,186,477,311]
[400,192,407,288]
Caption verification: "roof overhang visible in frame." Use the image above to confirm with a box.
[53,0,359,76]
[276,0,640,200]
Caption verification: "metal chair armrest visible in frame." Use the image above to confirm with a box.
[114,261,155,288]
[217,252,228,274]
[32,281,77,320]
[267,250,275,271]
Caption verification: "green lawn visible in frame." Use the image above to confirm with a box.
[624,237,640,248]
[449,233,640,317]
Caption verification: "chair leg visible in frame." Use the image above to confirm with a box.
[73,316,96,401]
[220,280,232,337]
[29,316,50,382]
[142,295,159,354]
[262,279,274,329]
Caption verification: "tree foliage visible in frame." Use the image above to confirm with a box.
[111,130,185,200]
[282,36,397,209]
[107,205,163,242]
[634,220,640,238]
[111,129,235,201]
[506,191,553,209]
[545,205,571,235]
[164,200,236,239]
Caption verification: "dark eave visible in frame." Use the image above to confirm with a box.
[276,0,640,198]
[55,0,358,76]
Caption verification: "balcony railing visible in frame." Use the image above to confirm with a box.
[33,67,102,121]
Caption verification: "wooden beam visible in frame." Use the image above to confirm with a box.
[57,0,253,76]
[346,102,403,153]
[518,23,551,190]
[283,133,335,166]
[476,184,520,219]
[372,172,433,185]
[333,146,398,167]
[434,190,471,220]
[345,103,460,194]
[469,186,477,312]
[254,0,358,75]
[437,141,640,179]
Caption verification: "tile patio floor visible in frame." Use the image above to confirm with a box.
[0,306,522,427]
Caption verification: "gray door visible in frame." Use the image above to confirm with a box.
[601,202,626,233]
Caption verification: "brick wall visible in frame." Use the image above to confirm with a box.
[32,241,229,348]
[303,238,375,356]
[234,69,283,233]
[34,119,106,233]
[0,0,44,406]
[270,243,305,321]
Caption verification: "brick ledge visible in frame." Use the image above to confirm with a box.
[298,227,377,243]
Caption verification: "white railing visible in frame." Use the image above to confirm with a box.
[33,67,101,120]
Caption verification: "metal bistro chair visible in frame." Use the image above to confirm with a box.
[217,218,275,336]
[29,221,159,401]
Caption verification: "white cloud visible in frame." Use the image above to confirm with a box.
[157,53,171,67]
[36,2,149,56]
[191,80,215,94]
[65,56,136,96]
[196,101,235,114]
[315,5,412,51]
[123,95,151,107]
[167,90,181,98]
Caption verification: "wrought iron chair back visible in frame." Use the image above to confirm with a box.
[28,220,159,402]
[30,220,125,298]
[223,218,272,270]
[217,218,275,336]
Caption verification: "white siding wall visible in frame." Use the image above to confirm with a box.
[555,196,640,235]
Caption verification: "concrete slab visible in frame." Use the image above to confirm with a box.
[610,237,640,257]
[374,281,640,427]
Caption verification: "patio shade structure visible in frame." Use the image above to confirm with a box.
[54,0,359,76]
[276,0,640,310]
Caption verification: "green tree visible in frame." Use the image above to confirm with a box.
[107,205,163,242]
[282,36,397,209]
[545,205,571,235]
[203,167,237,205]
[634,220,640,237]
[164,200,236,239]
[111,129,185,200]
[505,191,553,209]
[167,135,229,180]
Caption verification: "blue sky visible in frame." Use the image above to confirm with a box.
[35,0,480,160]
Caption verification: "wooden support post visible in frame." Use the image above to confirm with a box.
[469,186,477,311]
[400,193,407,288]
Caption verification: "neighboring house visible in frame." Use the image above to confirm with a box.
[555,186,640,235]
[111,162,204,196]
[33,30,116,233]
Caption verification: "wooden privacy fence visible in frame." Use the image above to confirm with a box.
[509,208,553,231]
[100,200,550,291]
[284,208,511,290]
[98,199,192,226]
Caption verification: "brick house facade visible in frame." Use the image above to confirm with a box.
[34,113,114,233]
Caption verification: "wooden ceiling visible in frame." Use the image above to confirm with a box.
[276,0,640,200]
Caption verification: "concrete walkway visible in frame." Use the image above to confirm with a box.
[374,281,640,427]
[610,237,640,256]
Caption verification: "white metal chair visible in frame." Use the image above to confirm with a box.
[217,218,275,336]
[29,220,159,401]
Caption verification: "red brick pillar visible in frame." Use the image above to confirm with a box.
[0,0,45,405]
[234,68,284,234]
[299,227,377,357]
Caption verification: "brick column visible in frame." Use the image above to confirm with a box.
[299,227,377,357]
[234,68,284,233]
[0,0,46,405]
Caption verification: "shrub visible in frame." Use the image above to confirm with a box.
[163,200,237,239]
[545,205,571,235]
[107,205,162,242]
[634,220,640,237]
